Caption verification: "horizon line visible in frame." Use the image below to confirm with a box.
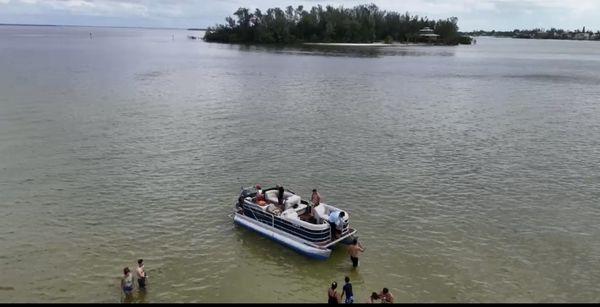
[0,23,208,31]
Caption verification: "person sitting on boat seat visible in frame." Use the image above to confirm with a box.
[255,184,267,206]
[328,211,345,239]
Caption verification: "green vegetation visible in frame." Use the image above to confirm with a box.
[204,4,472,45]
[464,28,600,40]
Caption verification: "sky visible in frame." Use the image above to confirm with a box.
[1,0,599,32]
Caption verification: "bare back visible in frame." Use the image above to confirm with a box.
[348,244,364,258]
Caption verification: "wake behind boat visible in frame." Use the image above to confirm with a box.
[233,186,357,260]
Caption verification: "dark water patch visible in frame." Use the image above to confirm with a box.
[502,73,600,84]
[135,70,169,81]
[227,43,457,58]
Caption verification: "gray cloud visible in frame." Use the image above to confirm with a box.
[1,0,599,31]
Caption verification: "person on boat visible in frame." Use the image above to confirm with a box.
[378,288,394,304]
[306,188,321,222]
[348,239,365,268]
[136,259,147,290]
[121,267,134,297]
[277,185,285,209]
[340,276,354,304]
[328,211,345,239]
[255,184,266,206]
[311,189,321,207]
[328,281,340,304]
[366,292,381,303]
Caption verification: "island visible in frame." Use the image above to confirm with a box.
[203,4,472,45]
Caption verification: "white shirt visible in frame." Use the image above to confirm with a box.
[328,211,344,229]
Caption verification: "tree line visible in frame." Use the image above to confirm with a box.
[203,4,472,45]
[464,28,600,40]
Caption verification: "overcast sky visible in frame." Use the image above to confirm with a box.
[1,0,599,31]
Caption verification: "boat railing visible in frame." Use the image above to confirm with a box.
[239,198,353,246]
[241,202,332,242]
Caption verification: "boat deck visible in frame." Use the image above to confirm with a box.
[298,211,317,223]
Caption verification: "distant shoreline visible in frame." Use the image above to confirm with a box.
[0,23,191,30]
[0,23,59,27]
[303,42,431,47]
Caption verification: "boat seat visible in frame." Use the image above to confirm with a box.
[265,190,279,204]
[265,190,296,205]
[281,208,299,220]
[313,204,330,224]
[284,195,301,210]
[294,203,308,215]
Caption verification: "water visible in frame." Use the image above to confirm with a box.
[1,26,600,303]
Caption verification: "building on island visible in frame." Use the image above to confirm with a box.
[574,32,591,40]
[418,27,440,42]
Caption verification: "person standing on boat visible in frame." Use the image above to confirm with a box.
[311,189,321,207]
[328,211,345,239]
[308,189,321,222]
[277,185,285,209]
[348,239,365,268]
[328,281,340,304]
[341,276,354,304]
[310,189,321,210]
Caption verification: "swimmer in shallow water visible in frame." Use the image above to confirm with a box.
[121,267,134,297]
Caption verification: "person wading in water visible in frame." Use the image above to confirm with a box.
[136,259,147,290]
[328,281,340,304]
[121,267,134,300]
[341,276,354,304]
[348,238,365,268]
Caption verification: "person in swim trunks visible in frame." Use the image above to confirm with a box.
[136,259,147,290]
[341,276,354,304]
[348,238,365,268]
[328,281,340,304]
[121,267,134,296]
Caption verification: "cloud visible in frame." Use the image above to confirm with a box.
[1,0,599,30]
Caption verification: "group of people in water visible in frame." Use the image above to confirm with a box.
[119,186,390,303]
[121,259,147,300]
[328,217,389,304]
[307,187,391,303]
[255,185,389,303]
[328,276,394,304]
